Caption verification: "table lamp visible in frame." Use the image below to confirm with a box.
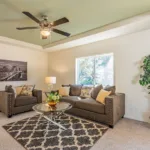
[45,76,56,91]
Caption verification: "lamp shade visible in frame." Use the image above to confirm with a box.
[45,77,56,84]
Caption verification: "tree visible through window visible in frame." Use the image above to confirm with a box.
[76,53,114,86]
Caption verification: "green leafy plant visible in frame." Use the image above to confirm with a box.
[46,92,61,103]
[139,55,150,93]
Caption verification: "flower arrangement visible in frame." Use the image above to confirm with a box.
[46,92,61,106]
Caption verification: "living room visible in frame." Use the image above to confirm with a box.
[0,0,150,150]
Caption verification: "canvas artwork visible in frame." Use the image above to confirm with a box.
[0,59,27,81]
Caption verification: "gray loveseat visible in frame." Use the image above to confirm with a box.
[0,86,42,117]
[60,84,125,128]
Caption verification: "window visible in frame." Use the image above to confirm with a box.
[76,53,114,86]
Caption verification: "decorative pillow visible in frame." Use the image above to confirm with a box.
[91,84,103,99]
[70,84,82,96]
[5,85,15,94]
[59,87,70,96]
[104,85,116,95]
[5,85,24,98]
[20,85,35,96]
[15,86,24,96]
[80,86,93,98]
[96,89,111,105]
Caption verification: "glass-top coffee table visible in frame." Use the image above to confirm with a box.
[33,102,72,130]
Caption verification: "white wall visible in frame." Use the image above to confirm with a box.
[0,42,48,93]
[48,29,150,123]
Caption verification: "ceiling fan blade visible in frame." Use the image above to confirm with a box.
[52,28,70,37]
[52,17,69,26]
[22,11,41,24]
[16,27,39,30]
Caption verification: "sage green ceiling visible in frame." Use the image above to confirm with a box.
[0,0,150,46]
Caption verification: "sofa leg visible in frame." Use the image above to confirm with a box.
[109,125,114,128]
[7,115,12,118]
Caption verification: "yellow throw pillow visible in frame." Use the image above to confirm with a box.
[59,87,70,96]
[96,89,111,104]
[15,86,24,96]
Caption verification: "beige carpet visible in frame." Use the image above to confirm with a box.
[0,111,150,150]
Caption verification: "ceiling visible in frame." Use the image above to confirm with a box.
[0,0,150,47]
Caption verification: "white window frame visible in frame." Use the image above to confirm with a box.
[75,53,114,86]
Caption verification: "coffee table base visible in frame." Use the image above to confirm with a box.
[43,115,66,130]
[33,102,72,130]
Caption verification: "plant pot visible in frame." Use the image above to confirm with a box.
[48,101,57,107]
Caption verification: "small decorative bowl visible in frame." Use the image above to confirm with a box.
[48,101,57,107]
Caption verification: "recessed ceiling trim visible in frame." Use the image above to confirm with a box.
[44,11,150,52]
[1,11,150,52]
[0,36,43,51]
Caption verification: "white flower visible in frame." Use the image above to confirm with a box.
[52,95,57,100]
[56,96,59,100]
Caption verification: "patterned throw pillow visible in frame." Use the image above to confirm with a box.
[20,85,35,96]
[80,86,93,98]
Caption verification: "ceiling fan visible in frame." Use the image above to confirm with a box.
[16,11,71,39]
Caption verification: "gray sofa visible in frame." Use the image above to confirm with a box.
[0,89,42,117]
[60,85,125,128]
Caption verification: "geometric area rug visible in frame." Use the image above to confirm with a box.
[3,114,108,150]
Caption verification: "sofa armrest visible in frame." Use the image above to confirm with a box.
[105,93,125,126]
[0,91,15,117]
[32,89,42,103]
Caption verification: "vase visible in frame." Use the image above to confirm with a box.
[48,101,57,107]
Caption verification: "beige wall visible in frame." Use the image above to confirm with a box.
[48,29,150,123]
[0,42,48,93]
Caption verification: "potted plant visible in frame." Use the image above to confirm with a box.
[46,92,61,107]
[139,55,150,93]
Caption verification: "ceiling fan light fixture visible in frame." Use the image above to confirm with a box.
[40,27,51,37]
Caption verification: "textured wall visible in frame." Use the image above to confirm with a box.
[0,42,48,93]
[48,29,150,123]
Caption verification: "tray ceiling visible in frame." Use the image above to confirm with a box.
[0,0,150,47]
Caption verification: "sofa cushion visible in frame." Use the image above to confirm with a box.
[60,96,82,105]
[70,84,82,96]
[104,85,116,95]
[15,96,37,107]
[15,86,24,96]
[59,87,70,96]
[74,98,105,114]
[91,85,103,99]
[80,86,93,98]
[96,89,111,104]
[20,85,35,96]
[5,85,15,94]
